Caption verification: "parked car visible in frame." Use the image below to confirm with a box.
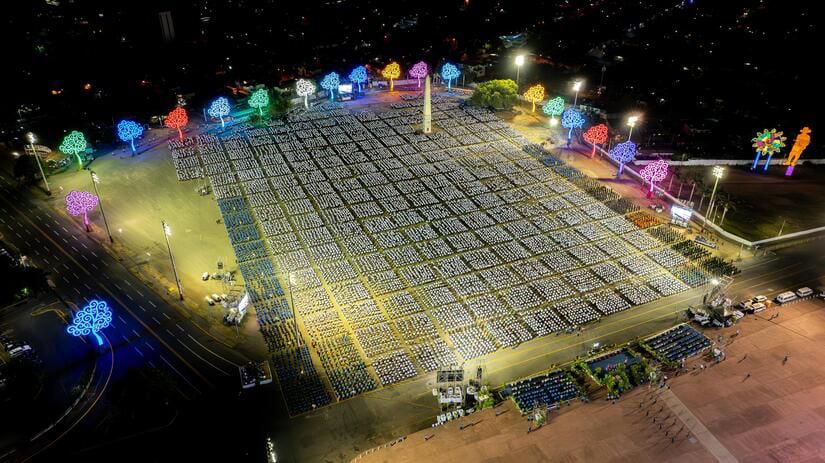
[751,302,766,313]
[752,295,768,303]
[205,296,215,305]
[796,287,813,298]
[775,291,798,304]
[201,272,210,281]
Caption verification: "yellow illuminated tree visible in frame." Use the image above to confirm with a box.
[523,84,545,113]
[382,62,401,91]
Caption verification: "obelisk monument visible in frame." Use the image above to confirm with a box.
[423,75,432,134]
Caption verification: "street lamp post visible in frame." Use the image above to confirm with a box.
[572,80,583,107]
[162,220,184,301]
[703,166,725,230]
[626,116,640,142]
[26,132,51,195]
[515,55,525,89]
[89,171,113,243]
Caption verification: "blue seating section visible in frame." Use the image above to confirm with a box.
[508,370,578,412]
[646,324,711,362]
[272,346,331,415]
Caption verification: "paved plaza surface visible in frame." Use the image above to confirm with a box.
[356,297,825,463]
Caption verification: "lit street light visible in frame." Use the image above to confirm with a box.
[572,80,583,107]
[515,55,525,88]
[26,132,51,195]
[707,165,725,223]
[89,170,113,243]
[626,115,640,142]
[162,220,184,301]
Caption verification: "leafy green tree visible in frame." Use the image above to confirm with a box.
[470,79,518,109]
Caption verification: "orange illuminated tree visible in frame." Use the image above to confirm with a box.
[583,123,609,158]
[523,84,545,113]
[165,107,188,141]
[382,62,401,91]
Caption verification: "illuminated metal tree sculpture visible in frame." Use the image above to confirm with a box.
[542,96,565,127]
[59,130,88,170]
[409,61,429,88]
[116,120,143,154]
[320,72,340,101]
[784,127,812,177]
[441,63,460,92]
[65,190,99,232]
[523,84,545,113]
[348,66,368,93]
[751,128,786,172]
[382,62,401,91]
[67,299,113,346]
[639,159,669,197]
[609,141,637,178]
[208,97,231,128]
[296,79,316,108]
[249,88,270,116]
[561,108,585,143]
[165,106,188,141]
[582,123,609,158]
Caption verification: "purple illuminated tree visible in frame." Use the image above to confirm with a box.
[67,299,113,346]
[65,190,98,232]
[321,72,340,101]
[639,159,669,197]
[441,63,460,92]
[561,108,585,144]
[349,66,368,93]
[116,120,144,155]
[609,141,637,178]
[409,61,429,88]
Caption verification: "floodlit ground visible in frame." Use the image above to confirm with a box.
[356,298,825,463]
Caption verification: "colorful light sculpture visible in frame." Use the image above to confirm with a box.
[348,66,368,93]
[783,127,811,177]
[542,96,565,127]
[59,130,88,170]
[116,120,143,154]
[320,72,340,101]
[409,61,429,88]
[639,159,669,197]
[751,128,786,172]
[523,84,545,113]
[561,108,585,143]
[67,299,112,346]
[208,97,231,128]
[249,88,270,116]
[582,123,609,158]
[65,190,98,232]
[382,62,401,91]
[609,141,637,178]
[296,79,316,108]
[165,107,188,141]
[441,63,460,92]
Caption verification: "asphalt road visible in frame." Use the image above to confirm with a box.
[0,174,255,461]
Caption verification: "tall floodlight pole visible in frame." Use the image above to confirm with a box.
[572,80,583,107]
[162,221,184,301]
[515,55,525,89]
[26,132,51,195]
[627,115,640,142]
[89,171,113,243]
[707,166,725,219]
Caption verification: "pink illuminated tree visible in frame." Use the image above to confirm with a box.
[582,124,609,158]
[65,190,99,232]
[639,159,669,197]
[409,61,429,88]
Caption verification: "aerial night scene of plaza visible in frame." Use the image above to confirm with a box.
[0,1,821,462]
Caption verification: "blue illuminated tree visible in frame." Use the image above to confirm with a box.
[208,97,231,128]
[441,63,461,92]
[116,120,143,155]
[609,141,637,178]
[321,72,340,101]
[348,66,368,94]
[67,299,113,346]
[561,108,585,144]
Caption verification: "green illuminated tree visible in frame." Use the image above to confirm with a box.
[249,88,270,116]
[59,130,88,170]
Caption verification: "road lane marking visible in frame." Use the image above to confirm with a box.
[118,315,126,324]
[160,355,202,394]
[133,346,145,357]
[152,316,161,325]
[176,339,230,376]
[187,334,240,368]
[162,313,171,320]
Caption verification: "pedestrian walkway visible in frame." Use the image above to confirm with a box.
[659,388,738,463]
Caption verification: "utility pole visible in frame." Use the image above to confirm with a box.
[162,220,184,301]
[90,171,113,243]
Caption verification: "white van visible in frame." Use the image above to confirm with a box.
[796,287,813,298]
[775,291,798,304]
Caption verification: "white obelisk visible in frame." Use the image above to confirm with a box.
[423,75,432,134]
